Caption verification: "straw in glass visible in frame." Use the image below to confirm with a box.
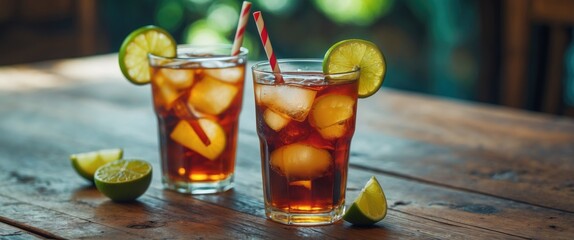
[253,11,284,83]
[231,1,252,56]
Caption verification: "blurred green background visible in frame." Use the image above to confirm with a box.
[100,0,480,101]
[1,0,573,115]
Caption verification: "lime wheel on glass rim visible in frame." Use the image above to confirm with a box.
[323,39,386,98]
[118,25,177,85]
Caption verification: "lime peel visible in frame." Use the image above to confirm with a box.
[94,159,152,202]
[323,39,386,98]
[118,25,176,85]
[70,148,123,182]
[343,176,387,225]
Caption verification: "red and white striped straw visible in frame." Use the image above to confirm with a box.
[231,1,252,56]
[253,11,283,83]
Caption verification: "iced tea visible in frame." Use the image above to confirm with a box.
[149,45,248,194]
[252,60,360,225]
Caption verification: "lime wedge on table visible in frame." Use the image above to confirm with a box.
[118,25,176,85]
[323,39,386,98]
[70,148,123,182]
[343,176,388,225]
[94,159,152,202]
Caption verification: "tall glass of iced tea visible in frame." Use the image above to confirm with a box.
[252,59,360,225]
[148,45,248,194]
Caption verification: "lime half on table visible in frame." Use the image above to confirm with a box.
[118,25,176,85]
[94,159,152,202]
[323,39,386,98]
[343,176,388,225]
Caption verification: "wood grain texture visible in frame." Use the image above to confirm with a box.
[532,0,574,24]
[0,90,521,239]
[1,55,573,239]
[354,89,574,213]
[543,25,568,114]
[502,0,530,108]
[0,221,44,240]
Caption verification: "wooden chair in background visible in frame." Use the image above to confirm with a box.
[500,0,574,116]
[0,0,99,65]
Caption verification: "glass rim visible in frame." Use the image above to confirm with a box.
[148,44,248,62]
[251,59,360,76]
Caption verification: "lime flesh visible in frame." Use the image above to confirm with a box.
[323,39,386,98]
[343,176,387,225]
[94,159,152,202]
[118,25,176,85]
[70,148,123,182]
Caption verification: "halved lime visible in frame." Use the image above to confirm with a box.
[323,39,386,98]
[70,148,123,182]
[94,159,152,202]
[343,176,387,225]
[118,25,176,85]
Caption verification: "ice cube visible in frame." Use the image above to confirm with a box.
[160,68,194,89]
[254,84,262,105]
[258,85,317,122]
[204,67,244,84]
[263,109,290,131]
[170,119,226,160]
[278,121,309,144]
[157,85,180,109]
[309,94,355,139]
[301,132,335,150]
[289,180,312,190]
[200,60,225,69]
[152,74,180,109]
[270,143,332,180]
[317,122,347,140]
[189,76,238,115]
[309,94,355,128]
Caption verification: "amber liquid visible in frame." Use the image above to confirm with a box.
[255,79,358,215]
[150,64,245,190]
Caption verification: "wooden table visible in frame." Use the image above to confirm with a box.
[1,55,573,239]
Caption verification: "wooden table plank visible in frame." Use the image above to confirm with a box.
[0,76,571,239]
[0,195,138,239]
[1,55,574,239]
[351,90,574,212]
[0,221,44,240]
[0,89,517,238]
[0,154,524,240]
[233,132,574,239]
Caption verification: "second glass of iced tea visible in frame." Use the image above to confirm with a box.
[148,45,248,194]
[252,59,360,225]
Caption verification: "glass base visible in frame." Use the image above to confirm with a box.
[265,203,345,226]
[162,174,234,194]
